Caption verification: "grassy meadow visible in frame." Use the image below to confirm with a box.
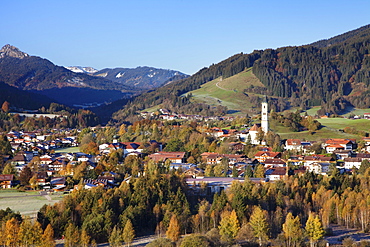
[188,68,266,115]
[0,189,63,218]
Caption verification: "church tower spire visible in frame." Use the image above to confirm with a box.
[261,96,268,133]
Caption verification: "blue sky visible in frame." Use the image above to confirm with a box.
[1,0,369,75]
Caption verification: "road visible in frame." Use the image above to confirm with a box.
[325,225,370,245]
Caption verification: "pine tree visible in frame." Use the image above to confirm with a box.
[218,210,240,242]
[166,214,180,242]
[122,219,135,246]
[282,212,302,247]
[249,206,269,246]
[305,213,325,247]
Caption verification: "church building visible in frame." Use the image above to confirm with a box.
[247,96,269,145]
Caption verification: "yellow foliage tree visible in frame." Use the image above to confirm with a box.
[166,214,180,242]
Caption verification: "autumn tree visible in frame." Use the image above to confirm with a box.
[249,206,269,246]
[218,210,240,242]
[122,219,135,246]
[282,212,303,247]
[2,163,17,175]
[1,101,10,113]
[41,224,56,247]
[109,225,122,247]
[4,217,20,247]
[64,223,80,247]
[80,229,90,247]
[254,164,265,178]
[166,214,180,242]
[305,213,325,247]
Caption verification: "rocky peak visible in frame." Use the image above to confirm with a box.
[0,44,29,59]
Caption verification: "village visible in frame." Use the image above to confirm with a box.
[2,100,370,198]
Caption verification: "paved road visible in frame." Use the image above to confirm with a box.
[325,225,370,245]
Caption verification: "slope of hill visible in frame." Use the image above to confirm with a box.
[0,81,54,110]
[187,68,266,115]
[310,24,370,48]
[109,24,370,122]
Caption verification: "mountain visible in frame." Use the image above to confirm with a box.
[0,81,54,110]
[109,24,370,122]
[92,66,188,89]
[0,44,136,107]
[64,66,98,74]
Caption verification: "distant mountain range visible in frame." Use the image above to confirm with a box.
[0,45,187,109]
[65,65,188,89]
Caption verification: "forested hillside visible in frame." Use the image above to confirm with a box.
[110,25,370,122]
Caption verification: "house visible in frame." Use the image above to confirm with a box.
[364,113,370,119]
[121,142,143,156]
[333,150,352,160]
[344,157,362,169]
[0,174,15,188]
[265,167,287,181]
[306,162,330,174]
[149,152,186,163]
[254,151,281,163]
[36,172,48,186]
[354,153,370,162]
[285,139,303,151]
[323,139,355,153]
[228,142,245,152]
[50,177,66,191]
[263,158,286,168]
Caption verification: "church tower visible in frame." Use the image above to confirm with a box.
[261,96,268,133]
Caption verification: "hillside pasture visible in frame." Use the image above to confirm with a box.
[188,68,265,115]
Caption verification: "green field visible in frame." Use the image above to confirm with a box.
[270,117,368,141]
[187,68,266,115]
[0,190,64,218]
[318,118,370,132]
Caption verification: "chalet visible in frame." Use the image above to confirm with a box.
[333,150,353,160]
[201,153,247,165]
[285,139,313,152]
[254,151,281,163]
[50,177,66,191]
[263,158,286,168]
[303,155,335,165]
[354,153,370,162]
[11,153,27,166]
[149,152,186,163]
[344,157,362,169]
[285,139,302,151]
[286,155,305,166]
[306,162,330,174]
[121,142,143,156]
[265,167,287,181]
[36,172,48,186]
[0,174,15,188]
[323,139,355,153]
[364,113,370,119]
[228,142,245,152]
